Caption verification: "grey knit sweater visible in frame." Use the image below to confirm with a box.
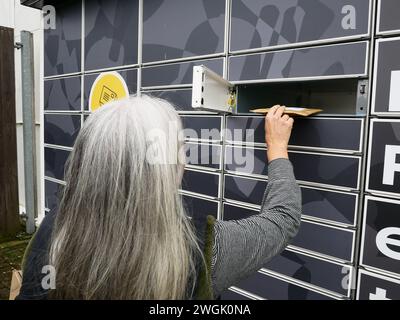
[210,158,302,297]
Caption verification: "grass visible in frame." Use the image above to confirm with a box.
[0,232,32,300]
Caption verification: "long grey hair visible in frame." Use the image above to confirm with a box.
[49,95,203,299]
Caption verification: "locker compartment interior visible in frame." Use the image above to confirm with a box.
[234,78,368,116]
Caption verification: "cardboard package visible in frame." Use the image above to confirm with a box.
[251,107,323,117]
[9,270,22,300]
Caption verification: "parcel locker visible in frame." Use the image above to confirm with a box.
[180,116,222,142]
[44,180,64,214]
[226,116,363,152]
[377,0,400,35]
[357,269,400,300]
[372,37,400,114]
[83,69,138,110]
[44,148,70,182]
[225,146,360,190]
[181,169,220,198]
[263,249,351,296]
[147,89,193,111]
[223,203,354,261]
[44,0,82,76]
[185,142,221,169]
[367,119,400,197]
[232,271,336,300]
[224,175,267,206]
[142,0,225,63]
[361,196,400,277]
[291,220,354,262]
[194,65,368,115]
[84,0,139,71]
[230,0,371,52]
[141,58,224,88]
[224,177,358,226]
[229,42,368,82]
[44,114,81,147]
[182,194,219,221]
[44,76,82,111]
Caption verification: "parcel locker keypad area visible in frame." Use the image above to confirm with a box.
[39,0,400,300]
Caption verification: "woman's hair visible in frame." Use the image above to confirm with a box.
[49,95,202,299]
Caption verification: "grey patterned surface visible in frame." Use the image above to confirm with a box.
[44,0,82,76]
[378,0,400,34]
[226,116,363,151]
[141,58,223,87]
[44,148,70,181]
[232,271,334,300]
[143,0,225,62]
[230,0,370,52]
[292,220,354,261]
[44,114,81,147]
[44,77,81,111]
[229,42,367,81]
[264,249,350,295]
[85,0,139,70]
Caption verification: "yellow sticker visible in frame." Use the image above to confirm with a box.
[88,71,129,112]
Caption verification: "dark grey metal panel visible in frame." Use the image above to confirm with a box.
[373,38,400,113]
[185,142,221,169]
[44,179,63,213]
[44,147,70,181]
[44,76,81,111]
[84,0,138,70]
[229,42,367,81]
[301,187,357,226]
[83,69,137,110]
[44,114,81,147]
[143,0,225,63]
[225,146,360,189]
[361,197,400,277]
[224,175,267,206]
[231,0,370,52]
[181,116,222,141]
[290,152,360,189]
[293,221,354,261]
[234,272,334,300]
[224,175,357,225]
[357,270,400,300]
[181,170,219,197]
[223,203,257,221]
[226,116,363,151]
[378,0,400,34]
[148,89,193,111]
[264,250,350,295]
[223,203,354,260]
[182,194,218,220]
[141,58,224,87]
[367,120,400,196]
[44,0,82,76]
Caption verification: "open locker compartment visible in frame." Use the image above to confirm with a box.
[192,65,368,116]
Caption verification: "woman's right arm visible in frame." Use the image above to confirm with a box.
[210,106,302,297]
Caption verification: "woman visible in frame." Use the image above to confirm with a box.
[18,95,301,300]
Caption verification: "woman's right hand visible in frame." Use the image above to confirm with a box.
[265,105,294,163]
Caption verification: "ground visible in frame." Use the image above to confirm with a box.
[0,233,31,300]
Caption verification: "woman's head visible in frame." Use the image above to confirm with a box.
[49,95,201,299]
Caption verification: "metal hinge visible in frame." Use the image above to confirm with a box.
[14,42,23,49]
